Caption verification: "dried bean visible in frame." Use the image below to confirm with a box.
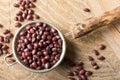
[88,56,94,61]
[93,65,99,70]
[68,72,74,76]
[92,49,99,55]
[97,56,105,61]
[7,58,16,63]
[99,44,106,50]
[15,22,22,27]
[3,29,10,34]
[13,3,19,8]
[85,71,92,77]
[83,8,90,12]
[68,77,75,80]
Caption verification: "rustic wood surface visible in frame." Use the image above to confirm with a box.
[0,0,120,80]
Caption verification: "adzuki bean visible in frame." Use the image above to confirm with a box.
[97,56,105,61]
[92,49,99,56]
[99,44,106,50]
[83,8,90,12]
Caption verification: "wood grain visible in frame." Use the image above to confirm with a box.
[0,0,119,80]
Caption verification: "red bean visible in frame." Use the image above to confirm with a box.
[28,9,34,14]
[24,9,28,14]
[80,75,87,80]
[23,59,29,65]
[41,58,46,64]
[0,24,3,27]
[22,13,27,19]
[76,66,83,71]
[31,0,36,2]
[68,77,75,80]
[44,55,50,60]
[43,51,48,56]
[26,14,33,20]
[7,58,16,63]
[16,11,23,16]
[14,16,18,21]
[13,3,19,8]
[73,71,78,76]
[36,22,43,26]
[91,61,97,66]
[21,1,26,6]
[31,62,37,68]
[20,30,26,36]
[77,77,82,80]
[92,49,99,55]
[27,44,33,50]
[68,72,74,76]
[93,65,99,70]
[45,62,51,69]
[32,49,37,55]
[99,44,106,50]
[30,28,35,33]
[3,29,10,34]
[6,33,13,38]
[2,50,9,54]
[51,28,57,33]
[97,56,105,61]
[3,37,9,43]
[26,25,32,30]
[33,14,39,19]
[83,8,90,12]
[34,43,39,49]
[20,6,25,11]
[79,69,86,75]
[85,71,92,77]
[24,4,30,8]
[15,22,22,27]
[0,43,3,48]
[0,36,3,42]
[77,61,84,66]
[29,3,35,8]
[36,67,41,70]
[0,49,3,55]
[2,45,9,50]
[88,56,94,61]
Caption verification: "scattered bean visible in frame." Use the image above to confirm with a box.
[0,36,3,42]
[13,3,19,8]
[15,22,22,27]
[99,44,106,50]
[3,29,10,34]
[83,8,90,12]
[68,77,76,80]
[85,71,92,77]
[7,58,16,63]
[92,49,99,55]
[91,61,97,66]
[93,65,99,70]
[88,56,94,61]
[79,69,86,75]
[97,56,105,61]
[68,72,74,76]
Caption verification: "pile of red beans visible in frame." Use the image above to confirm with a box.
[16,22,62,70]
[13,0,39,27]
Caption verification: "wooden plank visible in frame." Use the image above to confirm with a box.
[0,0,119,80]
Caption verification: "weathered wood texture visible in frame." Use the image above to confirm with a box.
[0,0,119,80]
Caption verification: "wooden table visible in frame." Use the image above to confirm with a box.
[0,0,120,80]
